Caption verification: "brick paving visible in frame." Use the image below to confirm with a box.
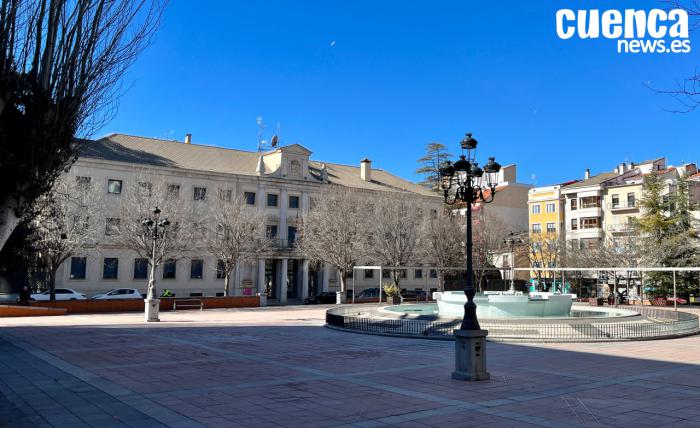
[1,305,700,427]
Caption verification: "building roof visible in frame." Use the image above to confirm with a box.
[561,172,620,189]
[77,133,439,198]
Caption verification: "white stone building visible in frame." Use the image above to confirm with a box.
[55,134,442,303]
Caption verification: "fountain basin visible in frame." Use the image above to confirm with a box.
[434,291,577,319]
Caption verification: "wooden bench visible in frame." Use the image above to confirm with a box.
[172,298,203,311]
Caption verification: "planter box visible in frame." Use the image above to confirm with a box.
[387,296,401,305]
[32,296,260,314]
[589,297,604,306]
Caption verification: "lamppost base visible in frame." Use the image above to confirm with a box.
[145,298,160,322]
[451,329,490,381]
[335,291,346,305]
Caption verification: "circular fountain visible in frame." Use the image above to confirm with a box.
[325,290,700,342]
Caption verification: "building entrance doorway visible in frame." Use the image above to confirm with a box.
[265,260,277,299]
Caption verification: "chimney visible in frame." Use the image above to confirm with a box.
[617,162,626,174]
[584,168,590,180]
[184,133,192,144]
[360,158,372,182]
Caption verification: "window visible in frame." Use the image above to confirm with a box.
[167,184,180,198]
[107,179,122,194]
[414,269,423,279]
[546,203,556,213]
[288,226,297,244]
[138,182,152,196]
[244,192,256,205]
[219,189,232,201]
[190,259,204,279]
[267,193,278,207]
[399,269,407,279]
[105,218,120,236]
[70,257,87,279]
[76,176,91,189]
[571,219,578,230]
[103,258,119,279]
[531,204,541,214]
[580,196,600,209]
[580,217,600,229]
[72,215,89,232]
[163,260,176,279]
[430,269,438,279]
[134,258,148,280]
[364,269,374,279]
[532,223,542,233]
[288,195,300,209]
[266,225,278,238]
[547,261,556,268]
[382,270,390,279]
[546,223,556,233]
[627,193,636,207]
[611,194,619,208]
[194,187,207,201]
[216,260,226,279]
[532,261,542,268]
[571,198,577,210]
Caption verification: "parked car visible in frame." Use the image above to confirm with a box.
[400,289,418,301]
[356,288,381,299]
[30,288,87,301]
[92,288,144,300]
[304,292,337,304]
[667,297,688,305]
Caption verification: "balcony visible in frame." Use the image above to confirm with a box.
[608,201,638,211]
[272,238,297,250]
[606,224,634,233]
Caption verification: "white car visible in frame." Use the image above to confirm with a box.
[92,288,144,300]
[30,288,87,301]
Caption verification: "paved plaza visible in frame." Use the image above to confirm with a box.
[1,306,700,427]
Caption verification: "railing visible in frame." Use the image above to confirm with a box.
[607,224,633,232]
[325,305,699,342]
[273,239,297,250]
[608,201,637,210]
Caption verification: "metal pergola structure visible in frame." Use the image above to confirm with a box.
[351,265,700,309]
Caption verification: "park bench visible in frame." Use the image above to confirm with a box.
[172,298,203,311]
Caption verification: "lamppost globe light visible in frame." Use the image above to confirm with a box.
[453,155,469,172]
[460,132,478,150]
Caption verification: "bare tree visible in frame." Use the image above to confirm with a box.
[205,190,270,296]
[525,232,562,290]
[112,176,194,298]
[297,186,370,301]
[32,176,100,300]
[421,209,464,291]
[369,192,425,288]
[471,209,509,292]
[0,0,166,253]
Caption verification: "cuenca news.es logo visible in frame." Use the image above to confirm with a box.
[556,9,691,54]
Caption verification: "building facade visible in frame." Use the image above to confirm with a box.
[55,134,442,303]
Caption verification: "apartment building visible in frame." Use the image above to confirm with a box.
[56,133,443,303]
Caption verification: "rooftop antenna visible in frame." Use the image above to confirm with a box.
[531,173,537,187]
[256,116,272,152]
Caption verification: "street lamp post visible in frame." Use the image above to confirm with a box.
[504,232,523,294]
[142,207,170,322]
[439,132,501,381]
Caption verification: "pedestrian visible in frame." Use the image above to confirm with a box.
[18,286,30,306]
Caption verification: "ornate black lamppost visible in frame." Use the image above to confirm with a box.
[439,132,501,381]
[504,232,523,294]
[142,207,170,322]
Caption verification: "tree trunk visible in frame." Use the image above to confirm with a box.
[224,271,231,296]
[0,203,21,253]
[48,267,57,302]
[339,270,346,292]
[438,272,445,292]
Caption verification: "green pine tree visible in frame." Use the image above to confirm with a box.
[635,171,699,297]
[415,142,452,192]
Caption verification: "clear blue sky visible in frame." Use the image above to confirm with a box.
[96,0,699,187]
